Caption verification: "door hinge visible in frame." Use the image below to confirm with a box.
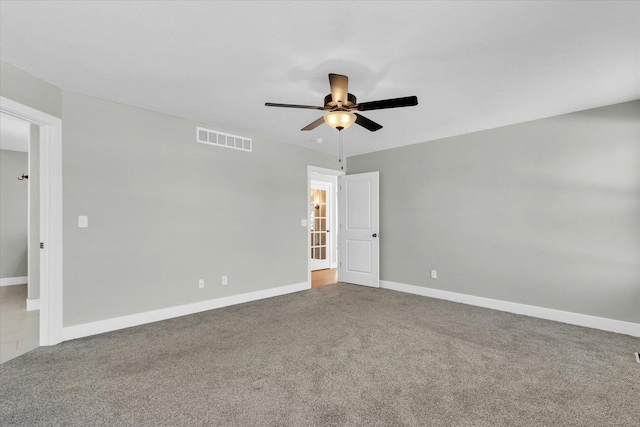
[40,242,44,249]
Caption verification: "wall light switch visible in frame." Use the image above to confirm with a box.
[78,215,88,228]
[431,270,437,279]
[222,276,228,286]
[301,219,308,227]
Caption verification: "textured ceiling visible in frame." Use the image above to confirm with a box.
[1,1,638,157]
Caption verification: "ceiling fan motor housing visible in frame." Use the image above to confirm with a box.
[324,93,357,110]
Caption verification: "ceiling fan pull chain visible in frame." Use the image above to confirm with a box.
[339,131,344,170]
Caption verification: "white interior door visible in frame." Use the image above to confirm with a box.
[310,181,332,271]
[339,172,379,287]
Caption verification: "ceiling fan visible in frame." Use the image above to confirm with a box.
[265,73,418,132]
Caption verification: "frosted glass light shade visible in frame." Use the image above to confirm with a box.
[324,111,356,130]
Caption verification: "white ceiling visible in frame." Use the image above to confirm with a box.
[0,112,30,152]
[1,1,638,157]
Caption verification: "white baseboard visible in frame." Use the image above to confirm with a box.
[380,280,640,338]
[26,298,40,311]
[63,282,311,342]
[0,276,28,286]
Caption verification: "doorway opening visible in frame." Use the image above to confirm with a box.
[307,166,344,288]
[0,113,39,362]
[1,96,63,347]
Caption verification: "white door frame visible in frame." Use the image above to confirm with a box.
[307,166,344,287]
[1,96,64,346]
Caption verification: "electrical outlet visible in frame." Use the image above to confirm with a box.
[222,275,228,286]
[431,270,437,279]
[198,279,204,288]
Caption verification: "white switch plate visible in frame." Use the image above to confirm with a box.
[198,279,204,288]
[431,270,437,279]
[78,215,88,228]
[222,275,228,286]
[301,219,308,227]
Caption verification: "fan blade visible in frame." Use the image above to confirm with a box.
[357,96,418,111]
[265,102,324,110]
[301,116,326,131]
[354,113,383,132]
[328,73,349,105]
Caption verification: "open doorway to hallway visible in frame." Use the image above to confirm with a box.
[0,112,39,363]
[308,166,344,288]
[1,96,64,347]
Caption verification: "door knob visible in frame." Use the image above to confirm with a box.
[326,230,330,233]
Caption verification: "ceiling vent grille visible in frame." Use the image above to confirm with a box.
[197,127,252,152]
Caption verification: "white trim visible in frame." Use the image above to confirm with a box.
[1,96,64,346]
[0,276,28,286]
[380,280,640,337]
[63,282,310,342]
[26,298,40,311]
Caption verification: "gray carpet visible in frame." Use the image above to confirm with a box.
[1,283,638,426]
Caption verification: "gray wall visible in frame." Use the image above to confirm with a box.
[28,125,40,299]
[0,149,29,279]
[0,60,62,119]
[61,91,338,326]
[1,60,339,327]
[3,58,636,328]
[348,100,640,324]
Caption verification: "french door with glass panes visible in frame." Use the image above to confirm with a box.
[310,182,332,271]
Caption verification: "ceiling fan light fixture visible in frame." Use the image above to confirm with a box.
[324,111,356,131]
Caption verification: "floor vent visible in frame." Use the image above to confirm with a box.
[197,127,252,152]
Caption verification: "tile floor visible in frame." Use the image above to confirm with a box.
[0,284,39,364]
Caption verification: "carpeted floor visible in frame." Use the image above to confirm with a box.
[1,283,638,426]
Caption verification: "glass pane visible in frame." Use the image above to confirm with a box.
[319,219,326,231]
[320,247,326,260]
[320,190,326,203]
[320,234,326,245]
[311,248,314,259]
[320,205,326,217]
